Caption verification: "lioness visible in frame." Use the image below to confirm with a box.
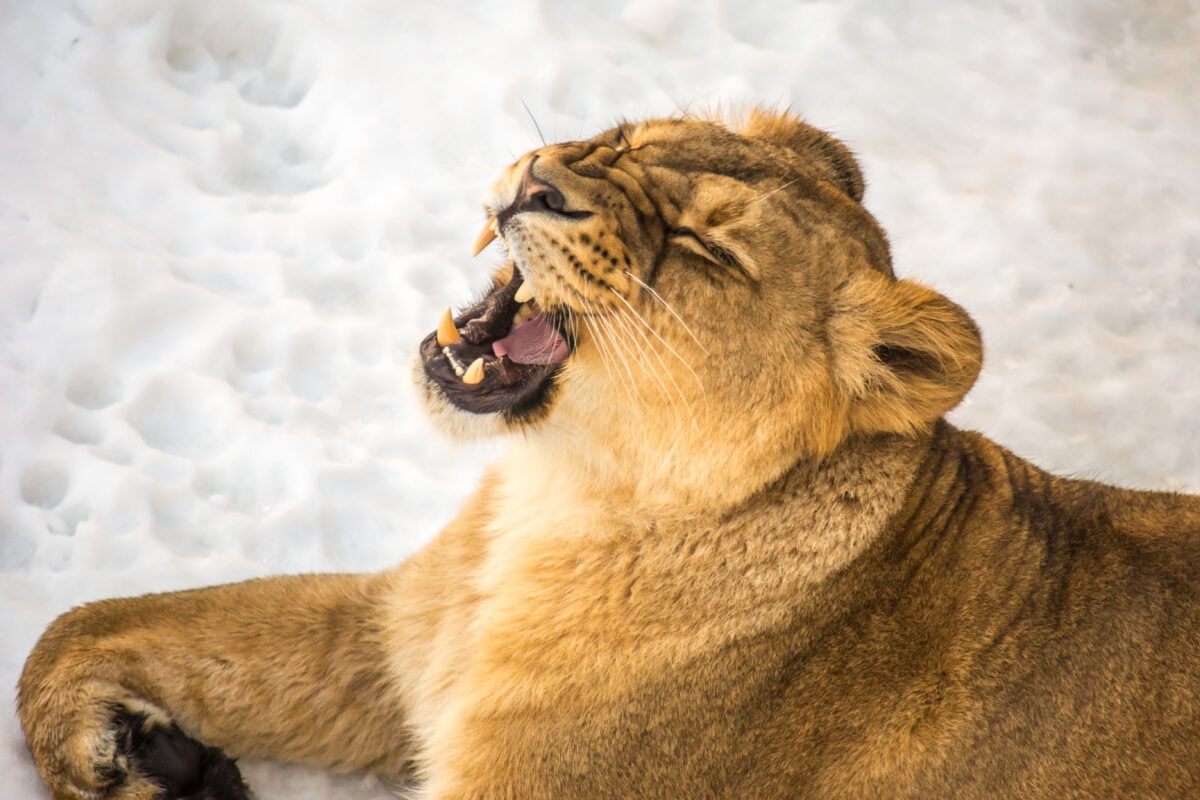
[19,110,1200,800]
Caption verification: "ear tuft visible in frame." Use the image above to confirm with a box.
[832,273,983,436]
[739,108,866,203]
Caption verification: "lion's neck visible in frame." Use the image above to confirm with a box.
[520,409,814,518]
[514,399,926,513]
[713,431,931,591]
[491,423,930,597]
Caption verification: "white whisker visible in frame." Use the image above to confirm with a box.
[579,298,644,407]
[607,303,687,414]
[751,176,804,205]
[606,288,707,413]
[623,271,708,355]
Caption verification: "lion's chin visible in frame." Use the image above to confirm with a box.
[414,270,572,435]
[412,355,513,441]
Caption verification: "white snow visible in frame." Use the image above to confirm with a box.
[1,1,1197,797]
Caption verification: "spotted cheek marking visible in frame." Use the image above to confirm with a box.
[543,234,601,302]
[582,232,629,277]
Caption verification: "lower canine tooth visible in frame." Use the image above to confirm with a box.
[437,307,462,346]
[463,357,486,385]
[514,281,535,304]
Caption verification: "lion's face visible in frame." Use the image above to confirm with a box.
[418,110,982,502]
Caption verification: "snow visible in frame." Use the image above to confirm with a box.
[1,1,1197,797]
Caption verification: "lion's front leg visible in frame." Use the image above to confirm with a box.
[18,573,412,800]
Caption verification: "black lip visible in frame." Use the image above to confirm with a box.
[420,273,573,420]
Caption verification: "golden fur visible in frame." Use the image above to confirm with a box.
[19,110,1200,799]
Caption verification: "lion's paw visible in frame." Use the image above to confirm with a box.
[112,710,251,800]
[26,701,250,800]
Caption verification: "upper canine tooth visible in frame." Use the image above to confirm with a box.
[463,357,485,385]
[514,281,535,304]
[436,307,462,346]
[472,217,498,256]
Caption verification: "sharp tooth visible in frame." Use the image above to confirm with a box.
[463,357,486,385]
[436,307,462,346]
[512,304,534,326]
[443,346,465,376]
[514,281,535,304]
[472,217,498,256]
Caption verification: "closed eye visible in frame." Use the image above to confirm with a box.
[670,228,737,268]
[669,228,755,281]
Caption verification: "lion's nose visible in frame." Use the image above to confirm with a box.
[497,158,567,229]
[519,179,566,214]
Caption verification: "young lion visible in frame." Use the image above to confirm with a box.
[19,110,1200,800]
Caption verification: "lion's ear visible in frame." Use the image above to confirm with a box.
[739,108,865,203]
[831,272,983,436]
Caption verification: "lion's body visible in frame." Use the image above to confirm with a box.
[19,111,1200,799]
[378,422,1200,799]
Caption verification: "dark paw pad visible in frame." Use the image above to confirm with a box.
[113,711,251,800]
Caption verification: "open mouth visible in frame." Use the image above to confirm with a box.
[419,270,573,419]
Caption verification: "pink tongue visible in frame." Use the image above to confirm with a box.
[492,312,569,365]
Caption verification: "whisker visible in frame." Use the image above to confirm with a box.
[582,312,620,387]
[604,294,705,433]
[576,294,645,410]
[606,288,707,411]
[623,271,708,355]
[558,271,653,410]
[521,98,547,146]
[751,176,804,205]
[593,312,646,409]
[543,274,639,409]
[607,304,686,414]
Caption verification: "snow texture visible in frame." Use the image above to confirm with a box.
[1,1,1197,797]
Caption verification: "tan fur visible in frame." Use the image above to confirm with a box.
[19,111,1200,799]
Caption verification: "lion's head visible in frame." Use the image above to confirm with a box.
[417,110,982,507]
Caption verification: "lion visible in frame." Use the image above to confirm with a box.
[18,109,1200,800]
